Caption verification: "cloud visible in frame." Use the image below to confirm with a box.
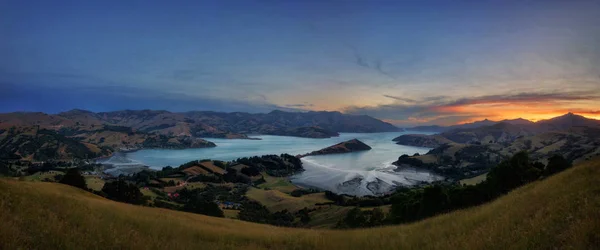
[350,46,396,80]
[284,103,314,108]
[345,91,600,126]
[444,92,599,107]
[383,95,416,103]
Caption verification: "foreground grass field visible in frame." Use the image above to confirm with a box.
[1,159,600,249]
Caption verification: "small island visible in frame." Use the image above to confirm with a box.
[299,139,372,158]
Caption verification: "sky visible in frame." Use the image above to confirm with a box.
[1,0,599,126]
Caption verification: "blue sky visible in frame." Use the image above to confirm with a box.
[1,0,599,125]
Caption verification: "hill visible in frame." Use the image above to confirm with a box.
[300,139,372,157]
[0,125,215,161]
[536,112,600,131]
[0,109,396,138]
[1,158,598,249]
[0,126,110,161]
[0,109,396,160]
[406,113,599,133]
[407,118,501,132]
[394,114,600,179]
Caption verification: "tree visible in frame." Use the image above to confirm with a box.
[182,198,224,217]
[241,166,260,176]
[102,179,145,205]
[223,168,238,183]
[545,155,572,176]
[60,168,87,190]
[486,151,542,194]
[369,207,385,226]
[342,207,367,228]
[298,208,311,224]
[420,185,449,217]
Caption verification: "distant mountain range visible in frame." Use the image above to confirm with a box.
[406,113,600,133]
[0,109,397,161]
[406,118,535,132]
[393,113,600,180]
[0,109,397,138]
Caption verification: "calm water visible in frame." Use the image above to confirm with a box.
[121,132,441,195]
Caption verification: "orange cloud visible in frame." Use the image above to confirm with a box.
[346,91,600,126]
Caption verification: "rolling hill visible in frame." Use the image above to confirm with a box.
[1,157,599,249]
[0,109,397,160]
[394,113,600,179]
[406,113,599,133]
[300,138,372,157]
[0,109,398,139]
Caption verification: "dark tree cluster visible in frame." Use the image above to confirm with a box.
[395,150,494,180]
[59,168,87,190]
[222,168,251,184]
[235,154,303,177]
[388,152,572,225]
[174,184,250,217]
[240,166,260,176]
[290,188,321,197]
[237,201,295,226]
[101,179,146,205]
[0,161,14,176]
[324,191,390,207]
[337,207,385,228]
[177,184,248,205]
[181,195,224,217]
[334,152,573,229]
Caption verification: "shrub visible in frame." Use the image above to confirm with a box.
[59,168,87,190]
[102,179,145,205]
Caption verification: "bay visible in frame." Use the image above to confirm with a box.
[120,132,441,195]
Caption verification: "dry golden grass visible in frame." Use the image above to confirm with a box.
[84,176,105,191]
[459,173,488,185]
[200,161,226,175]
[181,166,210,176]
[23,171,64,182]
[1,158,600,250]
[307,205,352,229]
[223,209,240,219]
[257,174,298,193]
[246,187,330,212]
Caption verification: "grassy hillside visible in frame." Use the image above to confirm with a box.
[2,159,600,249]
[246,187,329,212]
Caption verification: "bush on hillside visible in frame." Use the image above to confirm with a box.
[60,168,87,190]
[102,179,145,205]
[544,154,572,176]
[386,151,560,226]
[182,198,224,217]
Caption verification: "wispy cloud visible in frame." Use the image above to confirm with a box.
[444,92,599,107]
[383,95,417,103]
[284,103,314,108]
[348,45,396,80]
